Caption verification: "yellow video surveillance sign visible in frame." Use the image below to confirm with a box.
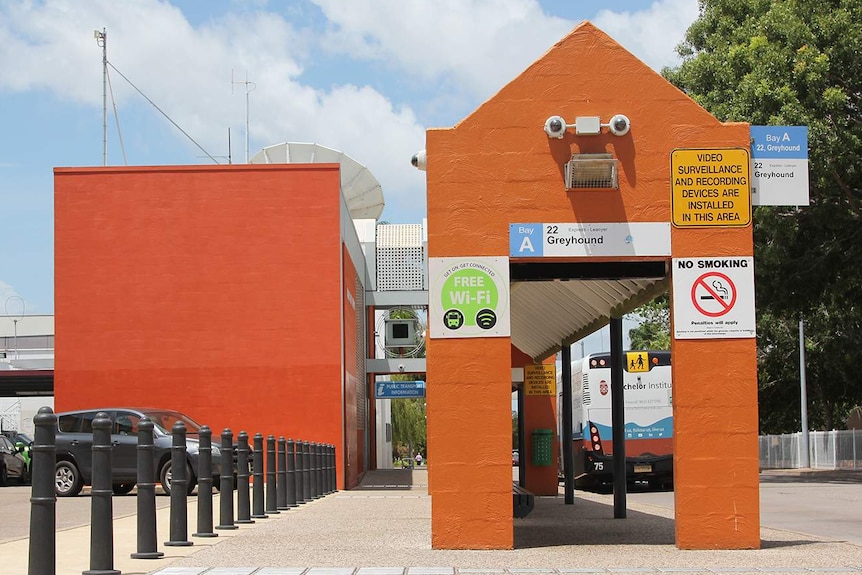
[671,148,751,227]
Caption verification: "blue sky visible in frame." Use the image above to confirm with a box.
[0,0,699,316]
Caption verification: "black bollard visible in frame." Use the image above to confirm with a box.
[332,445,338,493]
[294,437,305,504]
[331,444,338,493]
[285,438,297,507]
[276,436,288,510]
[265,435,279,514]
[321,443,328,495]
[323,443,331,494]
[328,444,336,493]
[302,441,311,501]
[215,428,237,530]
[192,425,217,538]
[318,443,325,497]
[28,406,56,575]
[251,433,267,518]
[132,417,165,557]
[235,431,254,524]
[308,442,317,500]
[164,421,192,547]
[312,442,322,499]
[83,412,120,574]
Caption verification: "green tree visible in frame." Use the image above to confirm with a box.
[665,0,862,432]
[512,410,519,449]
[628,294,671,351]
[391,396,426,460]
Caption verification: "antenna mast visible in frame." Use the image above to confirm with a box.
[94,28,107,166]
[232,70,256,163]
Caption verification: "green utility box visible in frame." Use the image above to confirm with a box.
[531,428,554,466]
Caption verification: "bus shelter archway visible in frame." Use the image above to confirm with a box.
[424,21,758,552]
[509,259,669,513]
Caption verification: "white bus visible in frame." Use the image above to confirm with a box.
[560,350,673,490]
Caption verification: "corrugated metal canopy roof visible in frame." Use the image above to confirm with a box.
[509,261,669,361]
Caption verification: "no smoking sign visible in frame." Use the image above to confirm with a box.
[692,271,736,317]
[672,257,755,339]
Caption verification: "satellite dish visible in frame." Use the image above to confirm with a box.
[250,142,385,220]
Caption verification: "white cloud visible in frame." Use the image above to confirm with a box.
[592,0,699,71]
[308,0,697,100]
[310,0,573,101]
[0,0,697,226]
[0,0,428,221]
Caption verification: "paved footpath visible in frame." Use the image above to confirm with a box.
[2,469,862,574]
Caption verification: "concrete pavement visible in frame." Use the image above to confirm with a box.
[2,469,862,574]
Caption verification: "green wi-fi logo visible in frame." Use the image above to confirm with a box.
[475,308,497,329]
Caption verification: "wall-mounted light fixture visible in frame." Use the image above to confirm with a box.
[565,153,619,190]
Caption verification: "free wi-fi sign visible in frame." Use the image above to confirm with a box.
[428,256,511,339]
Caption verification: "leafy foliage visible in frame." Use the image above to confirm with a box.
[390,393,426,460]
[628,294,671,351]
[665,0,862,432]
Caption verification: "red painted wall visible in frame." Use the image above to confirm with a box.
[54,164,353,485]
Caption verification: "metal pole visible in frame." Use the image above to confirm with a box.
[265,435,279,514]
[94,28,107,166]
[517,386,525,487]
[285,438,297,507]
[610,316,626,518]
[133,417,165,556]
[28,406,56,575]
[216,428,237,530]
[193,425,218,537]
[164,421,192,546]
[84,412,120,574]
[799,317,810,468]
[235,431,254,524]
[251,433,267,518]
[561,343,574,504]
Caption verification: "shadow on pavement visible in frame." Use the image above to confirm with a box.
[356,468,424,490]
[515,492,824,550]
[760,469,862,484]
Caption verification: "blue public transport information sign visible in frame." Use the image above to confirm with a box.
[375,380,426,399]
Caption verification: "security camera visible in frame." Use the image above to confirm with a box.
[411,149,427,171]
[544,115,568,139]
[608,114,631,136]
[398,364,405,373]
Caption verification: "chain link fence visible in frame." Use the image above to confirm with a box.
[759,430,862,469]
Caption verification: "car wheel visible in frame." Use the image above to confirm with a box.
[159,460,197,496]
[112,482,136,495]
[55,460,83,497]
[0,462,7,487]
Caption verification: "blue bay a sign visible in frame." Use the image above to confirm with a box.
[750,126,809,206]
[375,380,426,399]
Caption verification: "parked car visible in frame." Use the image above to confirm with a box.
[53,408,222,497]
[0,434,29,485]
[1,431,33,471]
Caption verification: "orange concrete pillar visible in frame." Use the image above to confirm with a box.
[671,193,760,549]
[513,348,559,495]
[427,337,513,548]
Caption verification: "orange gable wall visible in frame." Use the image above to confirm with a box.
[427,22,758,550]
[54,164,347,460]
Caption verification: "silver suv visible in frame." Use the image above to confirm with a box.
[54,408,222,497]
